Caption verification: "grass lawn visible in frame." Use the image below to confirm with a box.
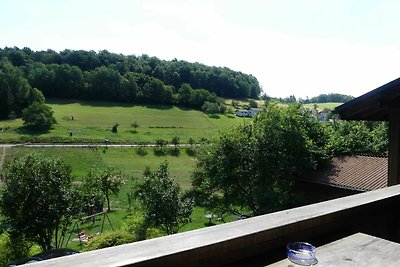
[3,146,209,250]
[0,99,249,144]
[5,147,197,188]
[303,102,343,111]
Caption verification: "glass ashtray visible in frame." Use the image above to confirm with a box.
[287,242,317,266]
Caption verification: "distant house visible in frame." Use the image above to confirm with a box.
[235,109,249,117]
[317,108,331,122]
[310,107,331,122]
[248,108,262,118]
[235,108,262,118]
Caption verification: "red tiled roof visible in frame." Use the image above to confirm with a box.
[302,155,388,191]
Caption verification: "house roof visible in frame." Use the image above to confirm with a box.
[302,155,387,191]
[335,77,400,121]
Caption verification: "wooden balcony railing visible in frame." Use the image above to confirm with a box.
[36,185,400,267]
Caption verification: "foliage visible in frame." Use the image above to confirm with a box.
[1,47,262,108]
[111,123,119,133]
[327,121,388,155]
[0,60,41,118]
[171,136,180,150]
[308,93,354,103]
[122,213,163,241]
[0,231,33,267]
[155,138,168,151]
[83,230,135,251]
[83,167,124,211]
[188,137,195,147]
[131,121,139,133]
[0,153,79,251]
[136,161,194,234]
[191,103,329,216]
[21,101,57,130]
[201,101,226,114]
[248,99,258,108]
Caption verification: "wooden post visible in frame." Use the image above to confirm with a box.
[388,113,400,186]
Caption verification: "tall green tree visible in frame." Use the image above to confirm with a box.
[191,103,329,216]
[0,60,34,117]
[136,162,193,234]
[0,154,78,251]
[84,168,124,212]
[22,101,57,130]
[327,121,388,155]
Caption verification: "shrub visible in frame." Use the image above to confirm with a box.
[122,215,163,241]
[83,230,135,251]
[111,123,119,133]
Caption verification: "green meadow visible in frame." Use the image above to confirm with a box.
[0,99,249,144]
[3,146,238,250]
[5,146,196,189]
[303,102,343,111]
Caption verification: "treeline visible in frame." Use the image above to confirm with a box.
[307,93,354,103]
[261,93,354,104]
[0,47,261,105]
[0,60,45,118]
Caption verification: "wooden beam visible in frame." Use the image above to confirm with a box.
[35,186,400,267]
[388,113,400,186]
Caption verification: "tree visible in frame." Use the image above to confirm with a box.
[171,136,180,150]
[327,121,388,155]
[0,154,78,251]
[201,101,220,114]
[0,60,35,118]
[22,102,56,130]
[84,168,124,212]
[248,99,258,108]
[188,137,195,147]
[136,162,193,234]
[112,123,119,133]
[131,121,139,133]
[191,103,329,216]
[155,138,168,152]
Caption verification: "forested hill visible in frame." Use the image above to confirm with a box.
[0,47,261,103]
[307,93,354,103]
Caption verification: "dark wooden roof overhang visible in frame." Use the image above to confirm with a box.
[335,77,400,121]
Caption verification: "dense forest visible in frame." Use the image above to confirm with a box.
[307,93,354,103]
[0,47,261,116]
[264,93,354,104]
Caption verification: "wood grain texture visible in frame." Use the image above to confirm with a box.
[33,185,400,267]
[268,233,400,267]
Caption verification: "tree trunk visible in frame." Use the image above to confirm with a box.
[106,193,111,211]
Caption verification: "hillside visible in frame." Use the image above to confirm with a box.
[0,47,261,103]
[0,99,250,144]
[303,102,343,111]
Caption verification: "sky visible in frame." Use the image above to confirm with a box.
[2,0,400,99]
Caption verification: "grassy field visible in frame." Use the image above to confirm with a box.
[0,99,249,144]
[5,146,197,188]
[303,102,343,111]
[3,146,238,251]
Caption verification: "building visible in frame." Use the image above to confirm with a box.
[235,108,262,118]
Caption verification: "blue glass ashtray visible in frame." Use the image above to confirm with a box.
[287,242,317,266]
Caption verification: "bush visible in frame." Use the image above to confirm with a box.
[22,102,56,130]
[0,231,40,267]
[248,99,258,108]
[111,123,119,133]
[83,230,135,251]
[122,215,162,241]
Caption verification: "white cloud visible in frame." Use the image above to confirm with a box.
[2,0,400,98]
